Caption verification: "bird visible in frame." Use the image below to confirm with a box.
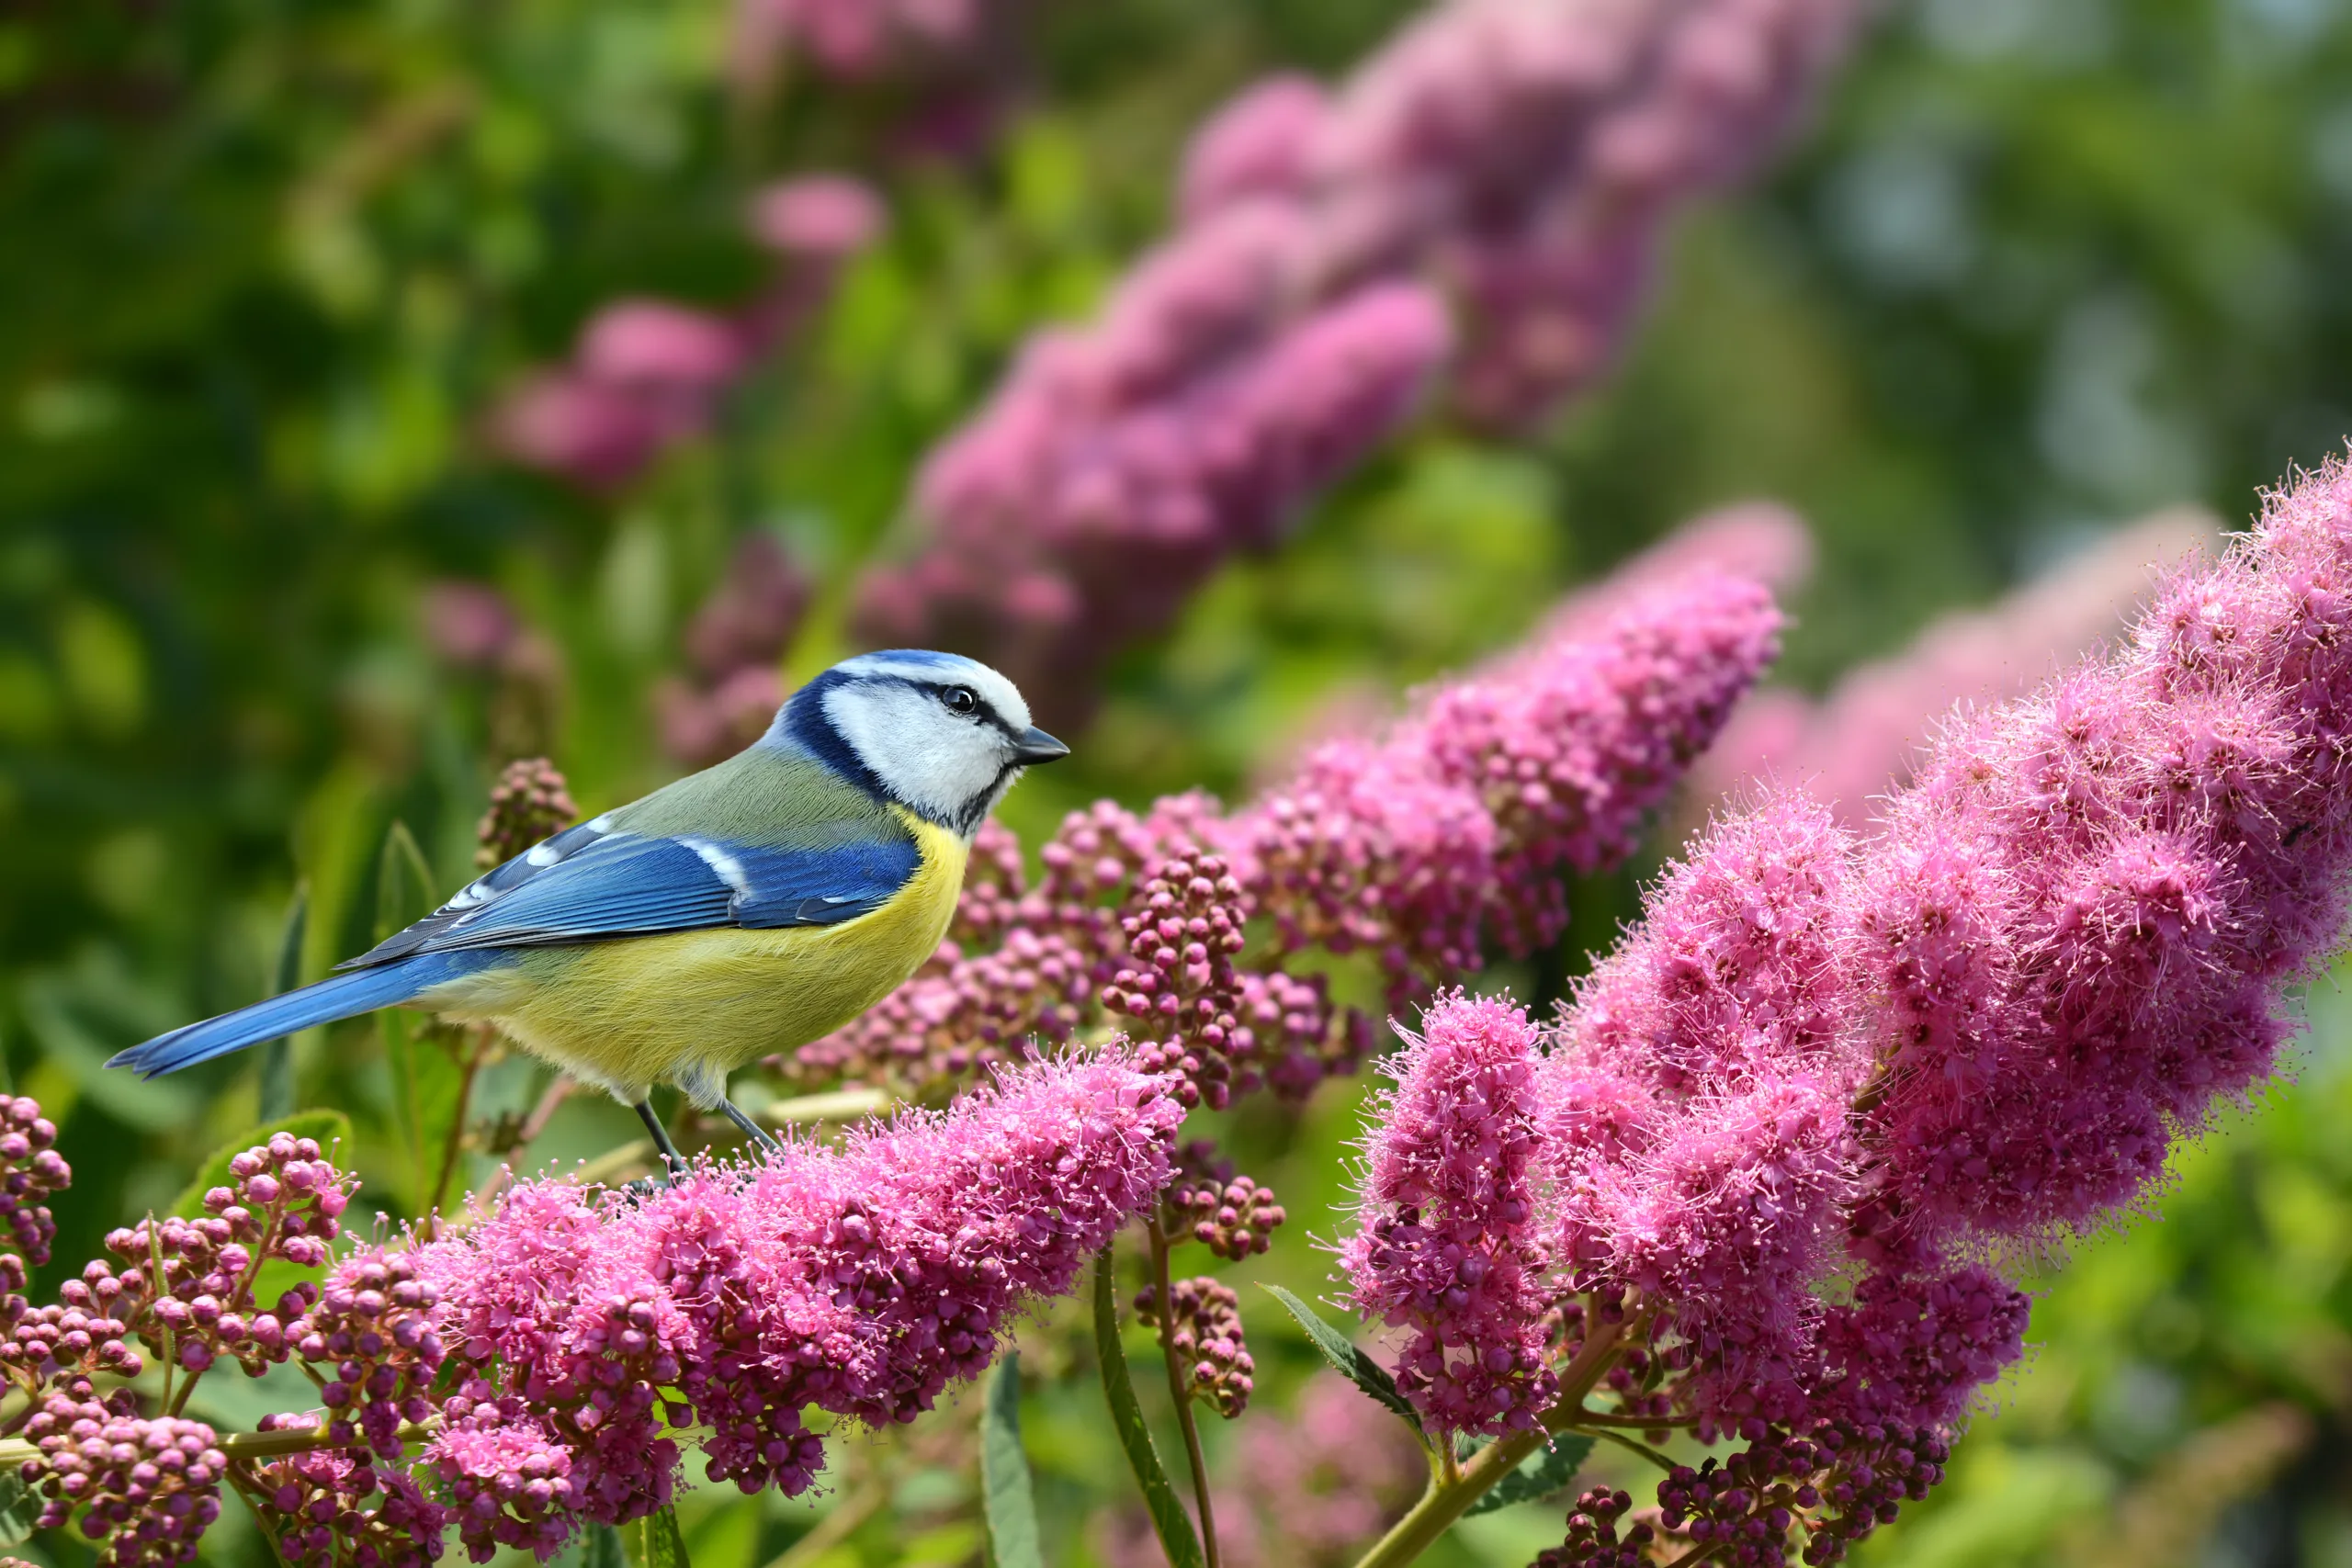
[107,649,1070,1171]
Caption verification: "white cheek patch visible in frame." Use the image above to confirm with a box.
[825,682,1010,825]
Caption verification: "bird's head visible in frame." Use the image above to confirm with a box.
[775,649,1070,836]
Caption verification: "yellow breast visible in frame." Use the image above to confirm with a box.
[426,813,970,1105]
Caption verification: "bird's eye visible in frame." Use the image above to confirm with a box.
[942,686,978,715]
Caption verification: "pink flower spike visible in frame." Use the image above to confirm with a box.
[1341,992,1557,1436]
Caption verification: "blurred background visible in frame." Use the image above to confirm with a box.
[6,0,2352,1562]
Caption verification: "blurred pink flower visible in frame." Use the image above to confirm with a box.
[684,533,813,681]
[735,0,1003,84]
[1690,505,2219,822]
[489,181,880,492]
[420,581,521,669]
[655,666,787,768]
[577,299,749,395]
[748,174,888,260]
[487,373,672,491]
[861,0,1868,709]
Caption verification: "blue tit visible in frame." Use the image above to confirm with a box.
[107,650,1069,1167]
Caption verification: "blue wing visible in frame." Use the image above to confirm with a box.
[107,950,499,1078]
[344,826,923,968]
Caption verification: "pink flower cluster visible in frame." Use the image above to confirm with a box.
[475,757,579,871]
[1335,456,2352,1517]
[490,175,882,491]
[1135,1276,1255,1418]
[7,1052,1182,1563]
[802,558,1781,1100]
[1182,0,1865,428]
[1691,505,2217,824]
[655,531,813,765]
[1223,568,1784,990]
[854,0,1865,707]
[1340,993,1559,1436]
[0,1097,64,1265]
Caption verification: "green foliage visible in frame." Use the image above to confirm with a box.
[1094,1250,1204,1568]
[626,1507,693,1568]
[1261,1282,1428,1439]
[1462,1437,1598,1518]
[983,1352,1046,1568]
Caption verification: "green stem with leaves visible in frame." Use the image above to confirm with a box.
[1344,1302,1651,1568]
[1147,1215,1221,1568]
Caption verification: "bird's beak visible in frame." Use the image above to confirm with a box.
[1012,726,1071,765]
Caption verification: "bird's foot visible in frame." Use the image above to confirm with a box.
[721,1098,784,1156]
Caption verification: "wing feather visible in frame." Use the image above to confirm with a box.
[342,829,922,964]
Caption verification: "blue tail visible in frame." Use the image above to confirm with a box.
[107,951,494,1078]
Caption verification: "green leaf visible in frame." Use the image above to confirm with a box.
[581,1523,626,1568]
[624,1506,691,1568]
[1463,1435,1594,1517]
[374,821,443,1200]
[0,1470,39,1544]
[981,1351,1045,1568]
[1586,1427,1679,1472]
[1259,1284,1426,1438]
[256,884,309,1123]
[170,1109,355,1218]
[375,820,440,942]
[1093,1249,1204,1568]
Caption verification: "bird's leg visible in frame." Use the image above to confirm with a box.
[720,1099,783,1156]
[632,1100,691,1181]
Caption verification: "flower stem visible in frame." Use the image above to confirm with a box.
[428,1025,489,1212]
[0,1417,442,1472]
[760,1475,889,1568]
[1148,1215,1221,1568]
[1343,1300,1645,1568]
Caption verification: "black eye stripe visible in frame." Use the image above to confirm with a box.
[842,671,1021,735]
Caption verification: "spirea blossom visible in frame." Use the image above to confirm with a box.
[1852,461,2352,1250]
[1329,456,2352,1494]
[1692,505,2217,824]
[250,1442,448,1568]
[1167,1169,1286,1262]
[733,0,1013,85]
[1340,993,1558,1437]
[1224,569,1785,992]
[1135,1276,1256,1417]
[8,1054,1182,1563]
[23,1407,224,1565]
[412,1048,1182,1523]
[475,758,578,871]
[855,0,1864,705]
[0,1097,64,1267]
